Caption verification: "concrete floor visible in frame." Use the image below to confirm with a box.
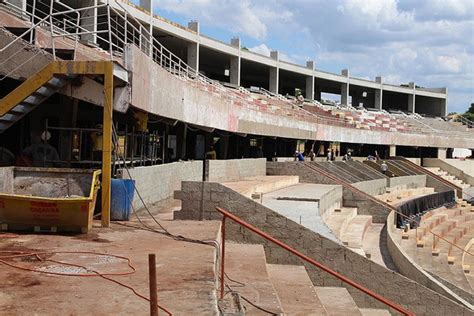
[0,218,221,315]
[261,183,340,243]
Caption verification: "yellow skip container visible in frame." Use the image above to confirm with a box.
[0,167,101,233]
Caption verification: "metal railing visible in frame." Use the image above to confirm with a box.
[216,206,414,316]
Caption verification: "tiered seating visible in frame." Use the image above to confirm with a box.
[397,206,474,294]
[314,161,388,183]
[376,187,435,203]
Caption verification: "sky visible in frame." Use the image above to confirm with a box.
[135,0,473,113]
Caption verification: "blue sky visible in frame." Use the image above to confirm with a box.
[134,0,473,113]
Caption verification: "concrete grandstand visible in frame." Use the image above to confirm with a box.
[0,0,473,315]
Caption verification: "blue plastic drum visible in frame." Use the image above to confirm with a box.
[110,179,135,221]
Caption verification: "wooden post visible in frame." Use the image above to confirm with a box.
[101,62,113,227]
[149,253,158,316]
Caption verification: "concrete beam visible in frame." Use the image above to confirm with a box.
[341,69,349,105]
[375,76,383,110]
[305,61,315,100]
[408,82,415,113]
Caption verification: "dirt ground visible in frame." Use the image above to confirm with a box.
[0,216,221,315]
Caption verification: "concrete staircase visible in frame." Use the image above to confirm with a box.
[424,167,471,190]
[223,242,392,315]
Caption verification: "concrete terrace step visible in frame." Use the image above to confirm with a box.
[359,308,391,316]
[314,287,362,316]
[342,215,373,248]
[267,264,327,315]
[222,175,299,198]
[325,207,358,239]
[225,243,284,315]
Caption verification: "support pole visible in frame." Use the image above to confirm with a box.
[220,216,226,300]
[101,62,113,227]
[149,253,158,316]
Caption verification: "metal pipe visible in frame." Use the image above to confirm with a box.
[215,207,413,316]
[220,216,226,300]
[148,253,158,316]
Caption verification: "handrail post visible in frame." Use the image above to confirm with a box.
[220,216,226,300]
[149,253,159,316]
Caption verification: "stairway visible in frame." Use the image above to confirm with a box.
[222,242,392,315]
[424,167,471,190]
[0,74,75,133]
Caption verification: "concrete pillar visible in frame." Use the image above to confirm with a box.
[375,76,383,110]
[341,69,349,106]
[140,0,152,12]
[269,50,279,94]
[437,148,447,159]
[79,0,98,44]
[305,61,315,100]
[440,89,448,116]
[408,82,415,113]
[229,37,241,85]
[389,145,396,157]
[6,0,26,11]
[187,21,200,73]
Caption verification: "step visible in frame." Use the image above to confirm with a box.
[225,243,284,315]
[314,286,362,316]
[267,264,327,315]
[341,215,373,248]
[359,308,391,316]
[325,207,358,239]
[223,175,299,198]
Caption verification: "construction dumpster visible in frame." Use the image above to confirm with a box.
[0,167,101,233]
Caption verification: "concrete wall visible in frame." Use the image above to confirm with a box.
[174,182,471,315]
[353,179,387,196]
[120,161,202,209]
[318,185,343,221]
[388,175,427,190]
[206,158,266,182]
[423,159,474,186]
[0,167,14,193]
[266,162,391,223]
[386,211,473,308]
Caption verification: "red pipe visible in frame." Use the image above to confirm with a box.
[216,206,414,316]
[220,216,226,300]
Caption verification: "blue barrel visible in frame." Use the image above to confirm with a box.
[110,179,135,221]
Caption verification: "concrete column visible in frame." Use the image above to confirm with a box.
[140,0,152,12]
[389,145,396,157]
[440,88,448,116]
[230,38,241,86]
[187,21,200,73]
[79,0,98,44]
[437,148,447,159]
[375,76,383,110]
[6,0,26,11]
[269,50,279,94]
[341,69,349,106]
[305,61,315,100]
[408,82,415,113]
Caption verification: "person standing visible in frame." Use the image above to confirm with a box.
[380,161,388,175]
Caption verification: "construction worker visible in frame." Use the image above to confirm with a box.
[22,131,59,167]
[380,161,388,175]
[205,146,217,160]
